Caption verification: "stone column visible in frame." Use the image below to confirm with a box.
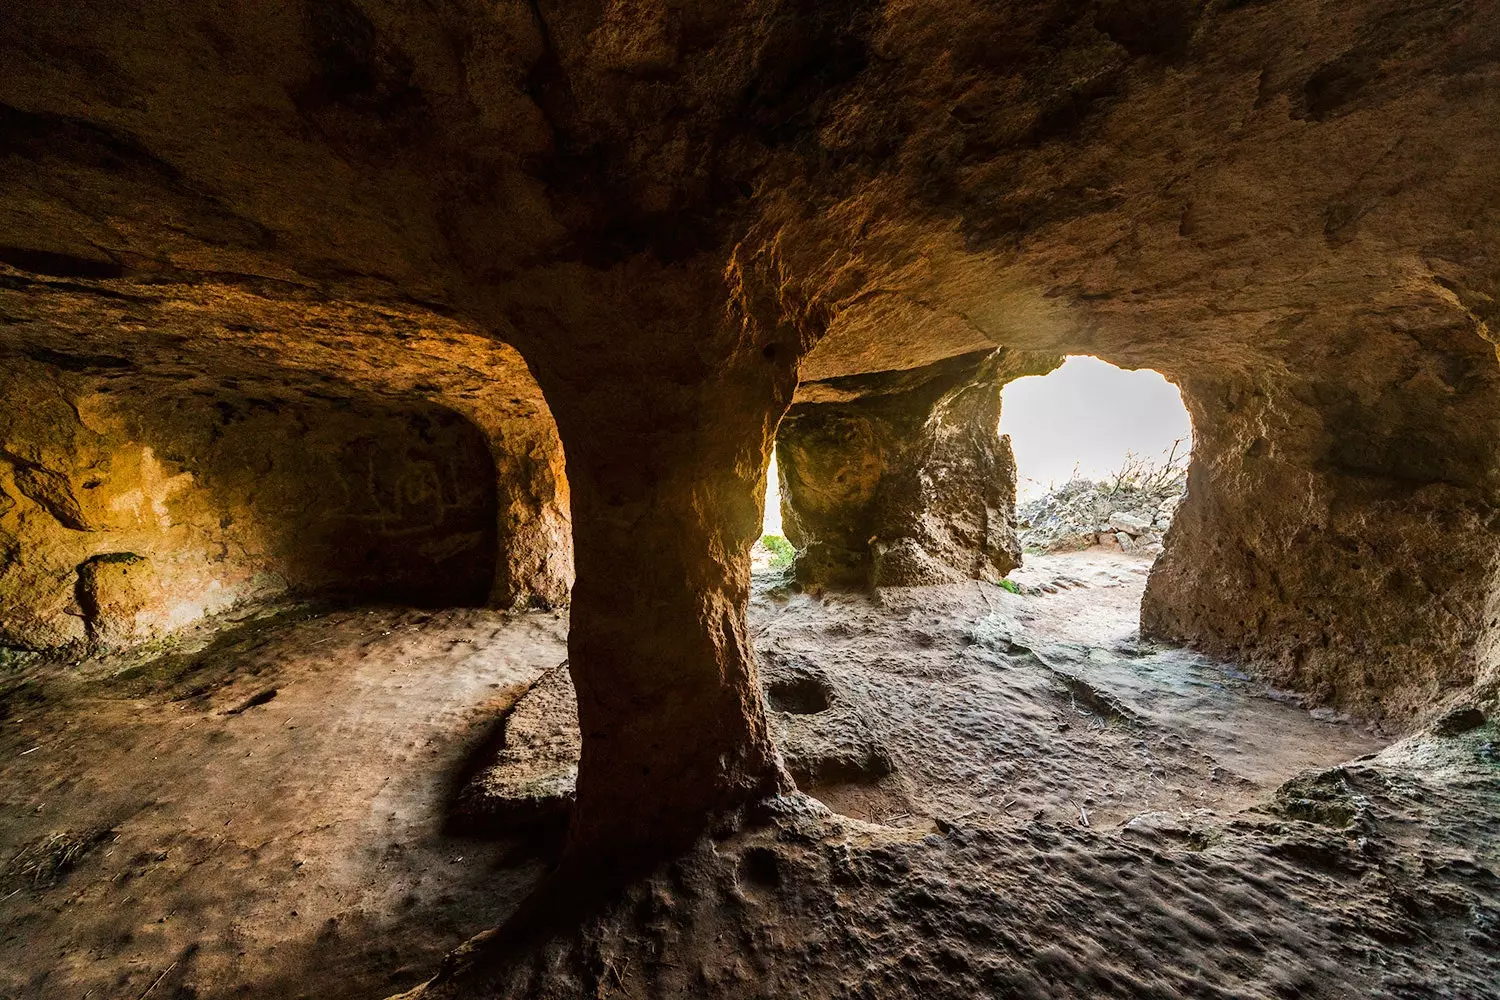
[480,414,574,611]
[504,257,804,871]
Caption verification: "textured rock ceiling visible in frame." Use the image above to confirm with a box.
[0,276,549,416]
[0,0,1493,387]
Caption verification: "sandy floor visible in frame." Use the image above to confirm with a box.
[0,551,1434,998]
[0,604,569,999]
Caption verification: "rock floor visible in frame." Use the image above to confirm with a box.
[754,550,1388,830]
[2,551,1495,999]
[0,604,570,999]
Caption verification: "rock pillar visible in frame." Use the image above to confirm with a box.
[474,410,574,611]
[777,350,1059,589]
[511,259,802,869]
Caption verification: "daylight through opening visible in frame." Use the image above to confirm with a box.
[1003,356,1191,557]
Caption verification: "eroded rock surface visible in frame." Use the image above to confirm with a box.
[0,354,501,651]
[455,653,898,832]
[1144,359,1500,722]
[758,655,895,790]
[2,572,1490,1000]
[779,349,1057,589]
[402,731,1500,1000]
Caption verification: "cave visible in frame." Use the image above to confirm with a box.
[2,2,1499,999]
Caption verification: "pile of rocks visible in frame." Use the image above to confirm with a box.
[1017,476,1184,555]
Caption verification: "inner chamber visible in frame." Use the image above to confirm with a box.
[0,351,498,652]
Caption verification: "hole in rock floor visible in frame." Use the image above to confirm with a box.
[0,557,1490,998]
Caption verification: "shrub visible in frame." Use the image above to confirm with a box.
[761,534,796,568]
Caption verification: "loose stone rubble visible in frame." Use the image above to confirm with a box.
[1017,472,1186,555]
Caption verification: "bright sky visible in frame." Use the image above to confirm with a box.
[763,451,783,535]
[1001,356,1192,501]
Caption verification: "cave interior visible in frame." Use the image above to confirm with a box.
[1,1,1499,998]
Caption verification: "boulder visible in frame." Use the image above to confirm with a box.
[779,350,1059,589]
[452,662,580,831]
[1109,511,1152,536]
[76,553,160,647]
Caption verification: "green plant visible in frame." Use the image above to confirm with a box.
[997,578,1021,594]
[0,646,37,671]
[761,534,795,569]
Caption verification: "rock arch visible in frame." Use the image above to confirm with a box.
[0,286,574,651]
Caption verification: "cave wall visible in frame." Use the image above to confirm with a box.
[0,356,499,651]
[482,411,572,612]
[779,349,1059,589]
[1143,302,1500,720]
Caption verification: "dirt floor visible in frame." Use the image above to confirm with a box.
[0,604,570,999]
[2,551,1496,999]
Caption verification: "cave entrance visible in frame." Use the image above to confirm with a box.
[754,451,794,571]
[1002,355,1192,551]
[997,354,1191,645]
[754,354,1196,586]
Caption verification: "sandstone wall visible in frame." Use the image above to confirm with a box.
[1143,303,1500,721]
[779,350,1059,589]
[0,284,579,637]
[0,357,499,651]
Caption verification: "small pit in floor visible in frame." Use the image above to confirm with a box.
[765,673,832,714]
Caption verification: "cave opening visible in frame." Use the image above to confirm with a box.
[754,450,792,571]
[1002,355,1192,508]
[998,354,1192,615]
